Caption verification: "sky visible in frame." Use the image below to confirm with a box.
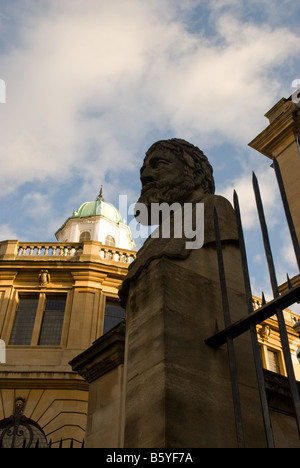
[0,0,300,308]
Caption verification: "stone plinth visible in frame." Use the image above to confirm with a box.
[123,246,266,448]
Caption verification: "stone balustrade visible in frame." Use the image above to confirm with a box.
[252,296,263,310]
[0,240,137,265]
[100,247,136,264]
[17,242,83,258]
[252,295,296,326]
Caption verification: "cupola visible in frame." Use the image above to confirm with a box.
[55,187,135,250]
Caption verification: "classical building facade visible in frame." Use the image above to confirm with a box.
[0,195,136,448]
[254,296,300,380]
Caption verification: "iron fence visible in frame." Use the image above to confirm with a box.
[206,157,300,448]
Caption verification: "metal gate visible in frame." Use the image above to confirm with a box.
[0,410,85,448]
[205,157,300,448]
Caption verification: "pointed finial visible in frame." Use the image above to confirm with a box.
[262,291,266,305]
[97,185,103,201]
[287,273,292,289]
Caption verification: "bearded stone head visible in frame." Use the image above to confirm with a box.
[14,397,26,415]
[136,138,215,225]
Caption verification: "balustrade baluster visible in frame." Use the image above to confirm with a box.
[12,241,135,263]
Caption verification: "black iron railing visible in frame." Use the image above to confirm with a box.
[206,157,300,448]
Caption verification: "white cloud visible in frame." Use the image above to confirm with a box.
[218,167,280,231]
[0,0,299,248]
[0,224,18,241]
[0,0,299,200]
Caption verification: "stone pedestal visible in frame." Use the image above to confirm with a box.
[123,244,267,448]
[70,322,126,448]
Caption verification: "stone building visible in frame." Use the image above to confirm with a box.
[0,194,136,448]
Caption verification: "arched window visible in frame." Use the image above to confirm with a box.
[79,231,91,242]
[0,398,48,448]
[105,235,116,247]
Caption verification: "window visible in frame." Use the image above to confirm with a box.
[105,235,116,247]
[9,294,66,346]
[9,295,39,345]
[267,349,281,374]
[38,295,66,346]
[79,231,91,241]
[103,299,125,334]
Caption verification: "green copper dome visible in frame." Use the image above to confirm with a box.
[72,199,123,224]
[54,188,131,241]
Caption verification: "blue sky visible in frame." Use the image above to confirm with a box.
[0,0,300,307]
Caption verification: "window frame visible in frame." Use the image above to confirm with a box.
[79,231,91,242]
[7,292,68,347]
[8,294,41,346]
[38,294,67,346]
[105,235,116,247]
[260,343,286,376]
[266,347,284,375]
[103,296,125,335]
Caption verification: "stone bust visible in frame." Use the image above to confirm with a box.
[14,397,26,415]
[137,138,215,212]
[119,138,238,306]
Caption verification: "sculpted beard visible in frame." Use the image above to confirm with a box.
[137,173,196,208]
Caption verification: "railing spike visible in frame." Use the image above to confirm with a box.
[233,189,275,448]
[252,171,279,298]
[213,206,245,448]
[287,273,293,289]
[253,169,300,437]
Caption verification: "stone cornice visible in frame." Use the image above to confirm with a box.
[0,373,88,390]
[249,99,300,159]
[70,321,125,383]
